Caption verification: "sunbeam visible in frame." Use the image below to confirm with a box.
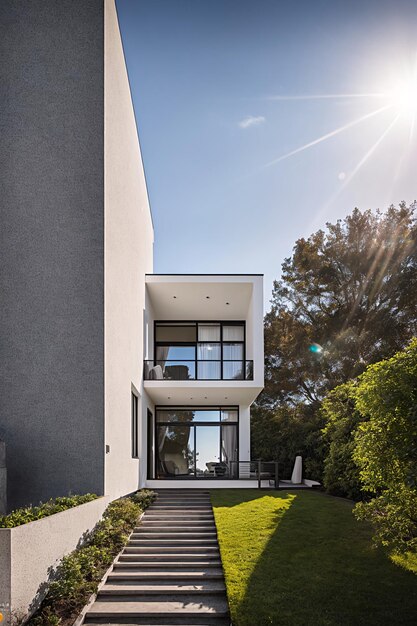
[309,113,401,232]
[266,93,387,101]
[262,104,392,168]
[337,113,400,189]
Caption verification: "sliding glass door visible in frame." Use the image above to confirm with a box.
[155,407,238,478]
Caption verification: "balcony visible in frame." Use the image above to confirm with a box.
[144,359,254,381]
[144,276,264,404]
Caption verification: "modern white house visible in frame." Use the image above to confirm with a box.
[142,274,264,488]
[0,0,264,514]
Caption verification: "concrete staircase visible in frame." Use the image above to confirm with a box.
[83,490,230,625]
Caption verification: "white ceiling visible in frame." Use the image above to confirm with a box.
[146,276,255,320]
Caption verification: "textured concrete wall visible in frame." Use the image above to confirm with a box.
[0,1,105,509]
[0,441,6,515]
[0,497,109,626]
[104,0,154,500]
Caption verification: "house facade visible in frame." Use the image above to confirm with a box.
[143,274,264,488]
[0,0,264,513]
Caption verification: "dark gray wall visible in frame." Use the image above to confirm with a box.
[0,1,105,510]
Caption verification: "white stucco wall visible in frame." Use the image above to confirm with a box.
[239,404,251,462]
[0,497,109,626]
[104,0,153,500]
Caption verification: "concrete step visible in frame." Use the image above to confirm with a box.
[142,516,214,528]
[149,500,211,511]
[93,595,228,605]
[107,571,225,581]
[85,597,229,619]
[133,524,216,535]
[114,561,222,570]
[143,511,214,522]
[143,516,214,522]
[124,543,219,554]
[151,496,211,506]
[129,533,217,546]
[118,553,220,562]
[98,584,226,596]
[133,526,216,531]
[131,533,217,540]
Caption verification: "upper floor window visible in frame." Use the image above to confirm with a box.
[146,321,251,380]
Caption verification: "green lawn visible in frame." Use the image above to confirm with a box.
[210,490,417,626]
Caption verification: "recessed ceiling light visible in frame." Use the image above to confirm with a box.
[173,296,177,299]
[190,397,193,400]
[206,296,210,299]
[204,396,207,400]
[167,396,171,399]
[226,302,230,305]
[225,397,228,400]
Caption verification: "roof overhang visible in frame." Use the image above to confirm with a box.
[145,274,262,320]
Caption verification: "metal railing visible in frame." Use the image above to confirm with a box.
[229,460,280,489]
[144,359,254,381]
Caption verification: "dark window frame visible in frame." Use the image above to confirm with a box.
[131,390,139,459]
[154,405,239,479]
[153,321,246,381]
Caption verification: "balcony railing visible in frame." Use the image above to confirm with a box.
[144,359,254,381]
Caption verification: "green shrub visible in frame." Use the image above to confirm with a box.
[321,382,365,500]
[27,489,155,626]
[352,339,417,552]
[0,494,98,528]
[355,487,417,553]
[130,488,156,509]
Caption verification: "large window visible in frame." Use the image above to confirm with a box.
[150,321,247,381]
[155,407,238,479]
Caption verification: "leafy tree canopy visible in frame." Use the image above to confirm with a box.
[262,203,417,408]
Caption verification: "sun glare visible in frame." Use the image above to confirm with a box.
[262,56,417,206]
[388,74,417,117]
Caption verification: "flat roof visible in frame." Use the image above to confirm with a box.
[146,273,264,277]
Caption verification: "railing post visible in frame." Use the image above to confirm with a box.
[275,461,279,490]
[257,459,261,489]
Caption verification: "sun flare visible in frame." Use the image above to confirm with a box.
[387,73,417,118]
[263,56,417,205]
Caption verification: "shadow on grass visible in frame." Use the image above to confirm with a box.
[212,490,417,626]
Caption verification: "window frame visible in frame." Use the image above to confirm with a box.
[154,405,239,479]
[153,320,246,381]
[131,389,139,459]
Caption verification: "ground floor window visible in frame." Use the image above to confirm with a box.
[154,407,238,478]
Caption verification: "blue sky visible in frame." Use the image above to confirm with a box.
[116,0,417,310]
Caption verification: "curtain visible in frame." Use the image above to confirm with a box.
[223,343,243,360]
[223,325,244,341]
[155,346,170,374]
[157,425,168,453]
[221,426,237,477]
[197,343,221,379]
[221,410,238,422]
[198,324,220,341]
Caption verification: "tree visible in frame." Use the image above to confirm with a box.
[253,204,417,482]
[251,402,325,481]
[262,203,417,408]
[353,339,417,552]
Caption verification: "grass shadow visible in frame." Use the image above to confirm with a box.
[211,490,417,626]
